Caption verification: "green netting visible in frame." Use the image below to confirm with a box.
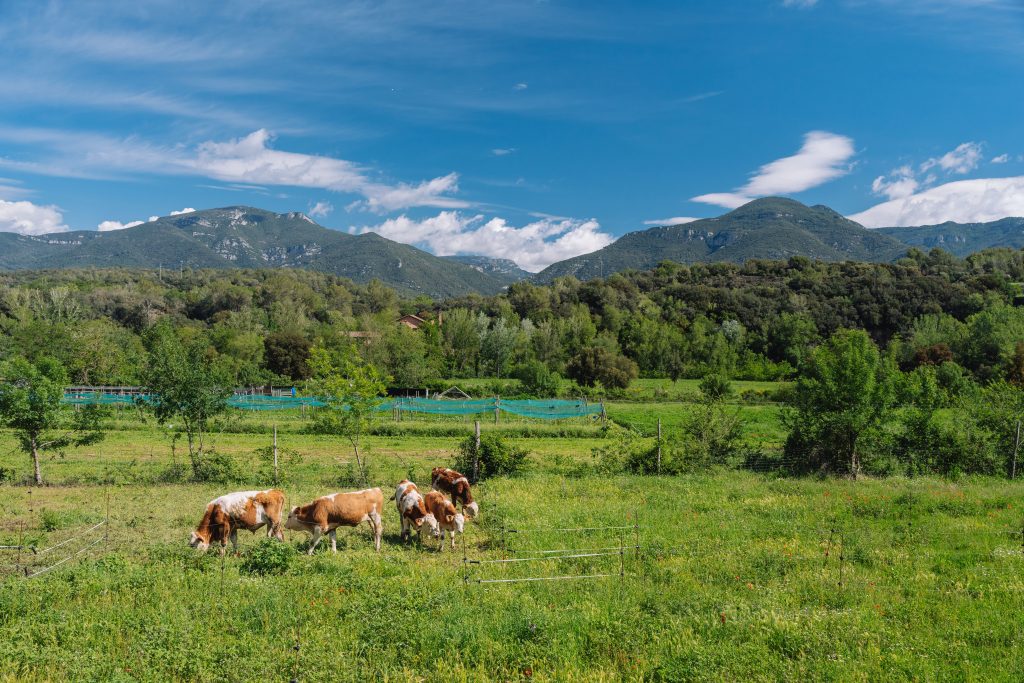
[62,392,601,419]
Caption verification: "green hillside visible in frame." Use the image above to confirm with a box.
[878,217,1024,257]
[534,197,909,283]
[0,207,508,299]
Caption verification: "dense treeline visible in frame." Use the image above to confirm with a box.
[2,246,1024,392]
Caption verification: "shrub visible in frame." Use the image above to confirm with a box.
[513,360,562,398]
[240,538,294,575]
[191,450,242,484]
[453,433,530,481]
[699,373,733,402]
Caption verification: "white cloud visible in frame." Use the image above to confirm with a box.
[356,211,614,272]
[692,131,855,208]
[643,216,700,226]
[849,176,1024,227]
[97,207,193,231]
[992,153,1010,164]
[871,165,919,200]
[192,131,467,212]
[514,83,528,90]
[920,141,982,175]
[0,127,467,213]
[308,201,333,218]
[0,199,67,235]
[491,148,517,156]
[783,0,818,7]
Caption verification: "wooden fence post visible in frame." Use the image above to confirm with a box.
[273,425,279,483]
[1011,419,1021,480]
[657,418,662,474]
[473,420,481,483]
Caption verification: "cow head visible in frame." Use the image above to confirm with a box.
[189,531,210,551]
[465,501,479,519]
[452,512,465,534]
[419,513,440,538]
[284,506,304,531]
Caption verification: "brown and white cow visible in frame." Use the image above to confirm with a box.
[189,489,285,555]
[285,488,384,554]
[394,480,439,542]
[424,490,464,550]
[431,467,479,519]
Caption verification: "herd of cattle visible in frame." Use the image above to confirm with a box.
[187,467,478,555]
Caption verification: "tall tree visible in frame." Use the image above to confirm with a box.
[307,343,388,484]
[142,328,232,478]
[784,330,895,478]
[0,356,104,484]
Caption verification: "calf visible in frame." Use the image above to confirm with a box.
[189,489,285,555]
[424,490,464,550]
[394,480,439,542]
[285,488,384,554]
[431,467,479,518]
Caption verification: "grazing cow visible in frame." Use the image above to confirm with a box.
[285,488,384,554]
[189,489,285,555]
[424,490,464,550]
[431,467,479,519]
[394,480,439,542]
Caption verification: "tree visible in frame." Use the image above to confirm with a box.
[513,359,562,397]
[142,328,232,479]
[264,331,312,380]
[783,330,895,478]
[0,356,104,484]
[307,343,388,484]
[566,346,638,390]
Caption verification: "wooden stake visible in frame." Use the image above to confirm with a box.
[273,425,279,484]
[657,418,662,474]
[1011,419,1021,480]
[473,420,481,483]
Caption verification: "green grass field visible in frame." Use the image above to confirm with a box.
[1,404,1022,681]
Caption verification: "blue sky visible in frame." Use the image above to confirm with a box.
[0,0,1022,270]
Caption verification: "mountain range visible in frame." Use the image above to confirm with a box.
[533,198,910,282]
[0,207,511,299]
[1,200,1022,297]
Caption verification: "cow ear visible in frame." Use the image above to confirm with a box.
[446,514,454,523]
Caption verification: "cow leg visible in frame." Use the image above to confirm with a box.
[329,529,337,553]
[230,529,239,556]
[369,510,382,552]
[307,527,324,555]
[439,529,446,552]
[451,531,457,549]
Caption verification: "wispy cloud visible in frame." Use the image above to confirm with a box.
[851,175,1024,227]
[491,148,517,156]
[920,141,983,174]
[308,201,333,218]
[992,153,1010,164]
[692,131,855,209]
[0,127,467,212]
[870,141,986,202]
[783,0,819,8]
[356,211,613,272]
[643,216,700,226]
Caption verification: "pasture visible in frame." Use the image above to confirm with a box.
[0,405,1022,681]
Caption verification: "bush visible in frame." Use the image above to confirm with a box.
[192,450,242,484]
[699,373,733,402]
[240,538,294,575]
[513,360,562,398]
[453,433,530,481]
